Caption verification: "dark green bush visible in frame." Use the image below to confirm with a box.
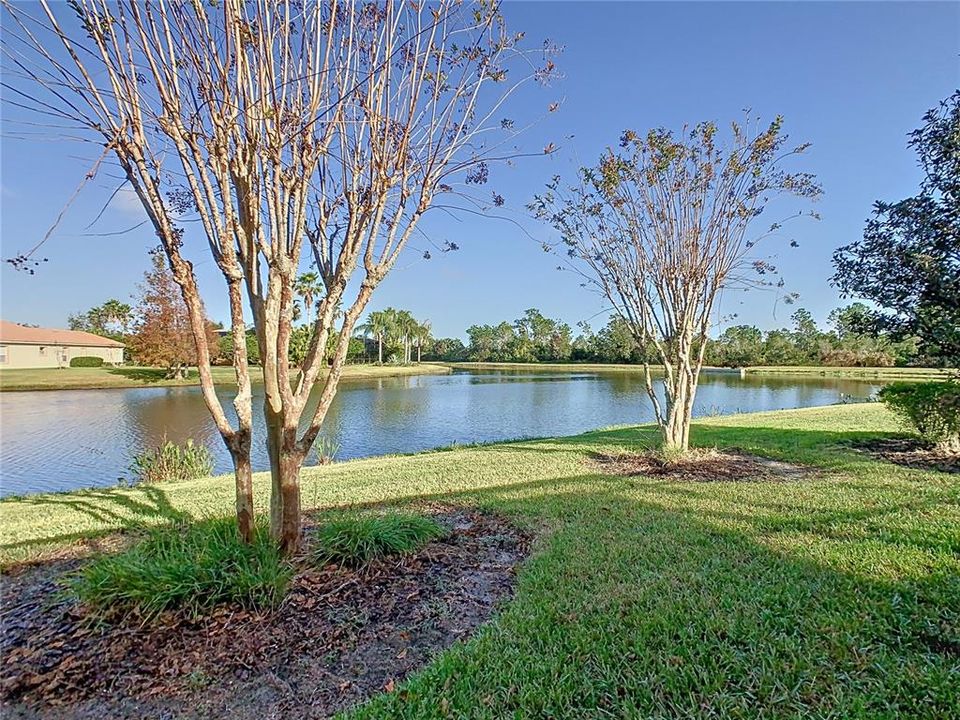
[313,513,445,568]
[878,381,960,449]
[129,438,214,484]
[69,356,104,367]
[70,517,291,620]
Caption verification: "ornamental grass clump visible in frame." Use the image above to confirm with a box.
[70,517,291,620]
[313,513,446,568]
[130,438,214,484]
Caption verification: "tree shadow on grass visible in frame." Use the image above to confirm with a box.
[5,436,959,716]
[106,367,184,383]
[350,477,959,719]
[492,422,915,473]
[2,485,193,556]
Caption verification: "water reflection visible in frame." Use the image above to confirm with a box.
[0,369,883,496]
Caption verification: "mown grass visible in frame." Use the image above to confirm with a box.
[446,361,663,373]
[2,404,958,718]
[743,365,951,380]
[0,363,451,392]
[446,361,950,381]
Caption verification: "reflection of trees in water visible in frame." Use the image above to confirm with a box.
[368,378,422,427]
[601,370,882,413]
[124,388,221,456]
[605,372,648,397]
[5,370,887,496]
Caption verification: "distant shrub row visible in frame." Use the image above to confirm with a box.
[69,356,104,367]
[879,381,960,450]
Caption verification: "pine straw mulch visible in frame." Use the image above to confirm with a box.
[591,448,816,483]
[845,437,960,475]
[0,506,530,720]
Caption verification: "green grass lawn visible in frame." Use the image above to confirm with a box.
[2,404,958,718]
[446,361,950,380]
[447,361,663,372]
[743,365,951,380]
[0,363,451,392]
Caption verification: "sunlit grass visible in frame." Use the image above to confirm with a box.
[0,363,451,392]
[2,403,957,718]
[444,361,950,380]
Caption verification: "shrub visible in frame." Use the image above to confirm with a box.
[130,438,214,484]
[820,348,894,367]
[70,517,292,620]
[313,513,445,567]
[69,356,104,367]
[313,433,340,465]
[879,381,960,449]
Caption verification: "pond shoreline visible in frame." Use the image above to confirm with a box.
[0,363,452,392]
[0,403,897,568]
[3,405,954,718]
[445,361,949,381]
[0,369,888,499]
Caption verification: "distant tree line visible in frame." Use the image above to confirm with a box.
[68,285,937,371]
[454,308,575,363]
[356,308,432,365]
[705,305,921,368]
[422,303,933,368]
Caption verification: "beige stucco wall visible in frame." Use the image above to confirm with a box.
[0,343,124,369]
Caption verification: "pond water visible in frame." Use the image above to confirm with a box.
[0,368,882,497]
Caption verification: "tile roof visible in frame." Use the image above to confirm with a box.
[0,320,125,348]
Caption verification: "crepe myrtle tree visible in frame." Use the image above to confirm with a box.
[530,116,821,453]
[4,0,558,553]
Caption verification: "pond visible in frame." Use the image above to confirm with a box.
[0,368,882,496]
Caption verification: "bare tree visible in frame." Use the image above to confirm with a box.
[531,117,821,453]
[4,0,556,552]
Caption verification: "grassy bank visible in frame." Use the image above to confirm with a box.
[2,404,958,718]
[743,365,951,380]
[447,361,659,373]
[0,363,451,392]
[446,361,951,381]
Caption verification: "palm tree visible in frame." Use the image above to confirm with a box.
[357,310,389,364]
[414,320,432,363]
[294,272,323,326]
[100,298,132,334]
[393,309,417,363]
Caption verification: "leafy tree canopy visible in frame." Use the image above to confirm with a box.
[832,91,960,368]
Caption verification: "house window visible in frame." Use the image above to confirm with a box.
[39,346,47,356]
[0,346,7,364]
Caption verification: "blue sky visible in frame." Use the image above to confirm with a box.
[1,1,957,340]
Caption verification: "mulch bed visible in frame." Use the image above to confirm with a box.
[847,437,959,474]
[592,449,815,482]
[1,506,530,720]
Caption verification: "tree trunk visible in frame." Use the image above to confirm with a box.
[661,363,696,454]
[228,434,255,543]
[417,343,421,363]
[662,398,690,453]
[166,363,187,380]
[378,336,383,364]
[265,404,303,554]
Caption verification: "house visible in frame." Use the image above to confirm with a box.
[0,320,125,369]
